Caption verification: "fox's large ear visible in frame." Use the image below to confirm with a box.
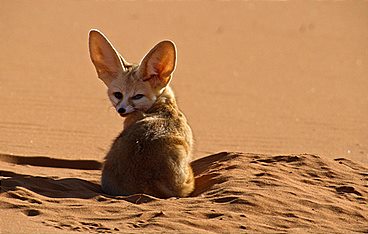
[138,40,176,90]
[89,29,126,86]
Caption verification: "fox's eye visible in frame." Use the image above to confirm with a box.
[132,94,144,100]
[113,92,123,100]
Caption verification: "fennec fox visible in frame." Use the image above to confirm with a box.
[88,30,195,198]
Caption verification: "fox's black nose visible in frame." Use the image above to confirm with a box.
[117,107,126,114]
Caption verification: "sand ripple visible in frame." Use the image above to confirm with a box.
[1,152,367,233]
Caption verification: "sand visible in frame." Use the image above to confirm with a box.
[1,1,367,233]
[1,152,367,233]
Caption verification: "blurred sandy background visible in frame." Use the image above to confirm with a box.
[1,1,367,233]
[0,1,367,163]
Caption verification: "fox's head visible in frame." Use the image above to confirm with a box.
[88,29,176,117]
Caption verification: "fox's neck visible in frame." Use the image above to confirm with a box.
[123,86,178,129]
[145,86,179,115]
[153,86,177,108]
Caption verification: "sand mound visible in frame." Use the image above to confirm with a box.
[1,152,367,233]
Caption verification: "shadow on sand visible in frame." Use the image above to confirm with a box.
[0,152,240,203]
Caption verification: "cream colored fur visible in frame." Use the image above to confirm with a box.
[89,29,195,198]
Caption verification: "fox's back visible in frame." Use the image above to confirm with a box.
[103,90,194,197]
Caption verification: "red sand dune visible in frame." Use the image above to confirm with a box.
[1,152,367,233]
[0,1,367,233]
